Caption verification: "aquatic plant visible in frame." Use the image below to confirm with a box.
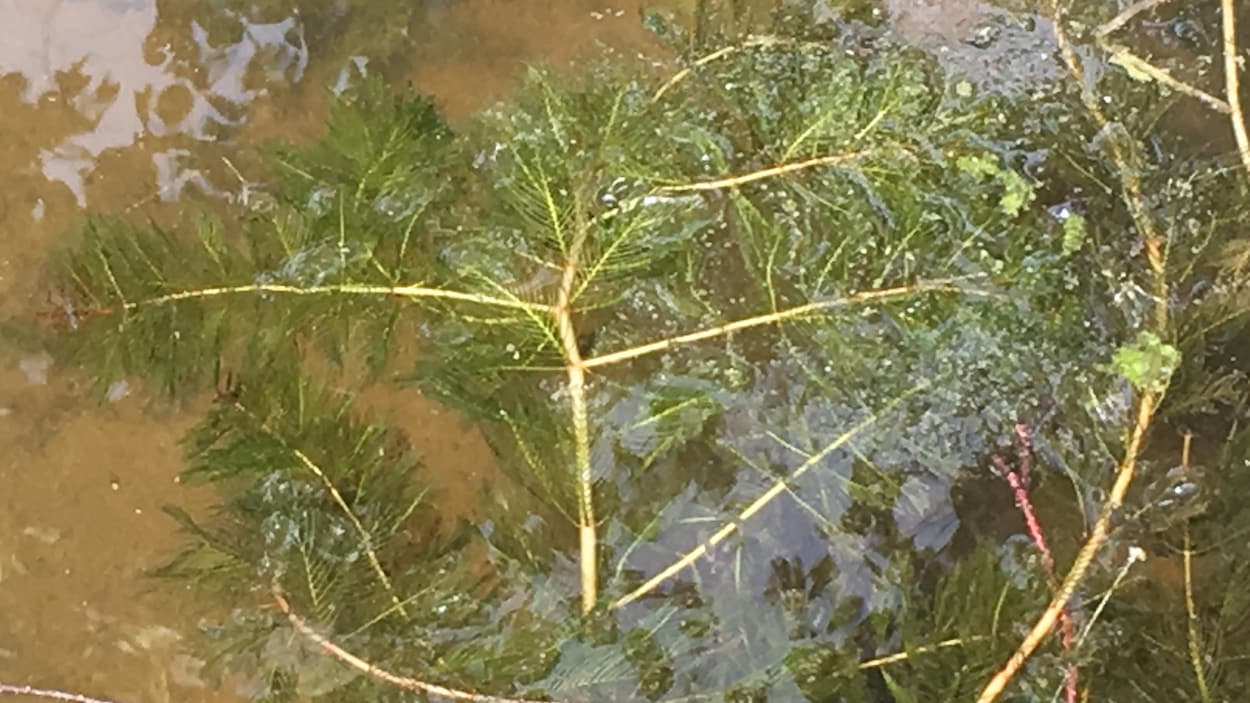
[25,1,1250,702]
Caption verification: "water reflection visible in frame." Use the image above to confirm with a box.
[0,0,310,205]
[886,0,1061,93]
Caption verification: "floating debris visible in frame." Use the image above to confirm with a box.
[18,353,51,385]
[22,525,62,545]
[106,379,130,403]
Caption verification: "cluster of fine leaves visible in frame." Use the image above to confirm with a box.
[35,1,1250,702]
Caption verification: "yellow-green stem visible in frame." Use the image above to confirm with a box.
[112,282,553,314]
[1223,0,1250,174]
[1181,433,1212,703]
[557,199,597,614]
[583,280,981,369]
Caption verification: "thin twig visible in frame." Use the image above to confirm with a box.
[1075,546,1147,649]
[1180,432,1212,703]
[651,35,793,103]
[1102,44,1231,114]
[857,637,978,669]
[1095,0,1175,39]
[583,280,985,369]
[656,151,866,192]
[1050,1,1170,328]
[272,591,555,703]
[0,685,123,703]
[1222,0,1250,174]
[610,383,924,610]
[652,45,737,102]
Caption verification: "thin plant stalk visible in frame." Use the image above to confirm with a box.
[857,637,974,670]
[1095,0,1175,39]
[0,685,124,703]
[1100,44,1231,113]
[65,282,553,322]
[652,45,737,102]
[1076,547,1147,649]
[583,279,983,369]
[650,35,795,103]
[1222,0,1250,174]
[656,150,866,192]
[1181,432,1212,703]
[557,197,598,614]
[272,591,556,703]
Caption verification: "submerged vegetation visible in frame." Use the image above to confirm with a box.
[27,1,1250,701]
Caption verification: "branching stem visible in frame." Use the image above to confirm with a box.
[1049,1,1170,320]
[974,16,1176,696]
[976,392,1157,703]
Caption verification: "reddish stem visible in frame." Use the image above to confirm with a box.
[994,423,1080,702]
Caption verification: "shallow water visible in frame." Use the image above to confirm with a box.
[1,1,1225,701]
